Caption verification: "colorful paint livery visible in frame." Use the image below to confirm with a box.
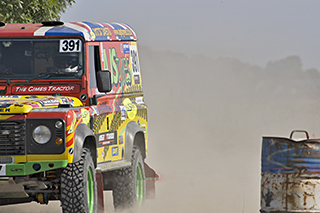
[0,21,157,212]
[0,22,137,41]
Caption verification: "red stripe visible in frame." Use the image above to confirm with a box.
[66,138,74,147]
[0,23,42,37]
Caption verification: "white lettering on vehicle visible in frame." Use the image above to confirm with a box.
[15,86,75,93]
[99,134,105,142]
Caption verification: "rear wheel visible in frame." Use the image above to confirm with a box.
[61,148,97,213]
[112,146,146,210]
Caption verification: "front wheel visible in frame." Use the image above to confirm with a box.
[112,146,146,210]
[61,148,97,213]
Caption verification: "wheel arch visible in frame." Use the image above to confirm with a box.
[125,121,146,161]
[73,124,97,167]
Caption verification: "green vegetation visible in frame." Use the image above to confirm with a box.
[0,0,75,23]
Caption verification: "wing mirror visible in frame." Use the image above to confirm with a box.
[97,70,112,93]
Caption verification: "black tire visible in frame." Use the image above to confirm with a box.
[61,148,97,213]
[112,146,146,210]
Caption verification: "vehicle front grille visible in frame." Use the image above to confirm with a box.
[0,120,25,156]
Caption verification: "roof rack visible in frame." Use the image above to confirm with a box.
[41,21,64,26]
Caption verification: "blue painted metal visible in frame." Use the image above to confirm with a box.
[262,137,320,174]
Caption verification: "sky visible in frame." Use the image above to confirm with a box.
[61,0,320,70]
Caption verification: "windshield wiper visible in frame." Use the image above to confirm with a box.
[26,72,78,84]
[0,73,15,85]
[0,72,15,75]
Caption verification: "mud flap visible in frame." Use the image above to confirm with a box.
[144,162,159,199]
[96,172,104,213]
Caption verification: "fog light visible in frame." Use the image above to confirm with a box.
[33,163,41,171]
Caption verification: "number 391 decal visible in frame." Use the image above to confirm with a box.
[59,39,82,53]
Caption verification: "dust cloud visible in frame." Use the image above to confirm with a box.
[2,47,320,213]
[138,48,320,213]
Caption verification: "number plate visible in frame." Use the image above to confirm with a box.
[0,156,13,164]
[59,39,82,53]
[0,164,6,176]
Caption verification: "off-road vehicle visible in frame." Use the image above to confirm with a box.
[0,21,158,213]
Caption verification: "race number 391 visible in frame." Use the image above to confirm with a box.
[59,39,82,53]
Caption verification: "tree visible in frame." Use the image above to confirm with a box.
[265,55,303,79]
[0,0,75,23]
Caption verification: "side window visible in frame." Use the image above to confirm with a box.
[89,45,101,89]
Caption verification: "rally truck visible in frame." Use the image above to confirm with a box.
[0,21,158,213]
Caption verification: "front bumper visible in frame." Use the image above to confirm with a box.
[0,160,68,176]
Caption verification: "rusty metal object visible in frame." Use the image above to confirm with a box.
[261,133,320,212]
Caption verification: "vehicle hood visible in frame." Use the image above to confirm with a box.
[0,95,82,114]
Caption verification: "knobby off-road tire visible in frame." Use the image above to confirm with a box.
[112,146,146,210]
[61,148,97,213]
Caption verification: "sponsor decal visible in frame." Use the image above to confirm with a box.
[135,97,143,104]
[123,43,130,54]
[119,135,123,145]
[99,132,114,141]
[12,85,81,94]
[68,111,77,134]
[68,147,74,155]
[120,106,127,120]
[112,147,119,156]
[25,96,39,99]
[0,108,10,112]
[21,102,42,108]
[10,168,23,173]
[61,97,75,105]
[102,43,133,94]
[38,98,60,107]
[130,45,140,75]
[99,135,105,142]
[99,140,111,146]
[106,132,114,140]
[81,109,90,126]
[97,131,117,147]
[123,98,137,120]
[0,96,19,98]
[92,27,112,38]
[114,29,133,38]
[0,103,12,108]
[134,75,140,84]
[90,106,99,116]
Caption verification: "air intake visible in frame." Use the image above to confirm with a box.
[42,21,64,26]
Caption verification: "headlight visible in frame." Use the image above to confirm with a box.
[32,125,51,144]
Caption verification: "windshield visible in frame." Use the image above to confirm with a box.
[0,38,83,80]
